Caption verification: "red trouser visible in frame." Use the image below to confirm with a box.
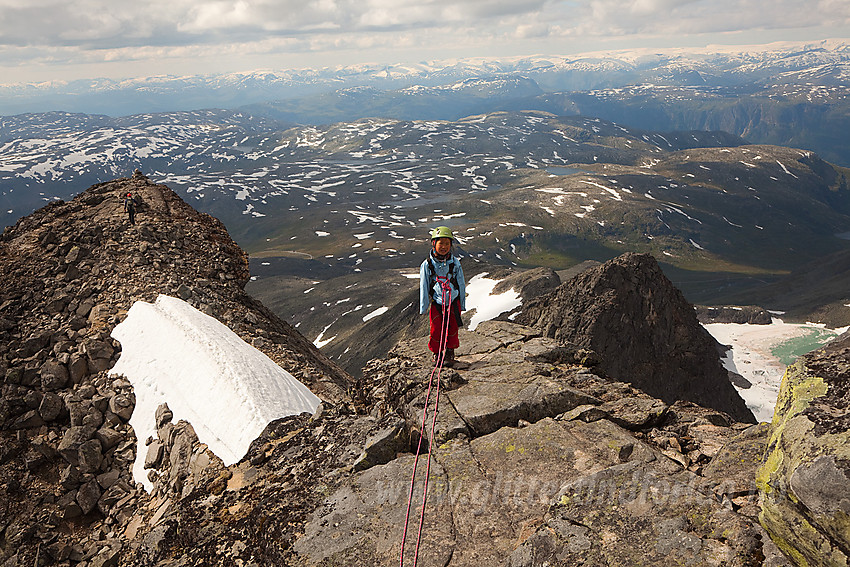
[429,299,460,353]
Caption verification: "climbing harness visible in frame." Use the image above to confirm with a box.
[400,275,454,567]
[426,256,463,328]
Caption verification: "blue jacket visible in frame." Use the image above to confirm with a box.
[420,252,466,314]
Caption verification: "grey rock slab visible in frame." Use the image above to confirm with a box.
[472,320,540,345]
[435,437,521,565]
[404,389,470,447]
[508,460,763,566]
[519,336,580,364]
[453,330,502,357]
[789,455,850,544]
[293,455,455,567]
[447,378,600,437]
[467,418,669,532]
[600,396,668,430]
[701,422,768,499]
[459,359,542,384]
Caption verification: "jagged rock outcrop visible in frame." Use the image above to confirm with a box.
[757,332,850,567]
[0,173,354,566]
[516,253,756,423]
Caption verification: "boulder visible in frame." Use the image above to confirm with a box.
[77,479,102,515]
[58,425,96,465]
[38,391,64,422]
[109,393,135,422]
[68,353,89,384]
[757,333,850,567]
[600,396,668,430]
[145,440,164,469]
[78,438,104,474]
[82,339,115,372]
[58,490,83,519]
[11,409,45,430]
[353,417,409,472]
[40,360,69,390]
[95,425,124,451]
[60,464,83,491]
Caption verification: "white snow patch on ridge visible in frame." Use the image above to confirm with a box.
[111,295,321,491]
[465,273,522,331]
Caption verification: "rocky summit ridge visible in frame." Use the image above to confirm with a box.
[0,173,353,566]
[0,176,847,566]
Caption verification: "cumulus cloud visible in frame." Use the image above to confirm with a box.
[0,0,848,79]
[580,0,850,36]
[1,0,847,46]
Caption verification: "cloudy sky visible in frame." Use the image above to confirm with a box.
[1,0,849,84]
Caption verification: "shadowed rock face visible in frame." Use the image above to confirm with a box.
[516,252,756,424]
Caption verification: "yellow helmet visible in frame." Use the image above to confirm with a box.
[430,226,454,240]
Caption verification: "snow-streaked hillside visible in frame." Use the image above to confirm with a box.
[111,294,321,491]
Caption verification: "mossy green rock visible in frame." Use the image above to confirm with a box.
[757,333,850,567]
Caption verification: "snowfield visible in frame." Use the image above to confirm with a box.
[111,295,321,491]
[465,272,522,331]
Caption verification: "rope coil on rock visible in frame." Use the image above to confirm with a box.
[400,275,453,567]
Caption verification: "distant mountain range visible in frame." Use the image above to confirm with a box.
[2,40,850,331]
[3,40,849,116]
[3,40,849,167]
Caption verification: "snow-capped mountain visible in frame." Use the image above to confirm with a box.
[2,40,848,117]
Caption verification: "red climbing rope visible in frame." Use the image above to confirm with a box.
[400,276,453,567]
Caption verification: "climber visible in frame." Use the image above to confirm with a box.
[419,226,466,367]
[123,192,136,225]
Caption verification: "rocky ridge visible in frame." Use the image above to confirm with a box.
[291,320,788,566]
[0,173,354,566]
[0,174,839,566]
[127,258,789,565]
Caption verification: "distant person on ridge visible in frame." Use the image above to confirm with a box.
[420,226,466,367]
[123,192,136,225]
